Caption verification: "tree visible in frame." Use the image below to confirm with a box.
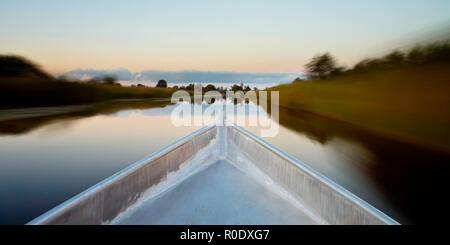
[204,84,217,92]
[383,51,405,68]
[305,53,337,79]
[329,66,346,76]
[0,55,51,79]
[103,75,117,85]
[231,83,243,92]
[292,77,304,83]
[185,83,195,90]
[156,79,167,88]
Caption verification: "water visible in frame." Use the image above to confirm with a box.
[0,101,449,224]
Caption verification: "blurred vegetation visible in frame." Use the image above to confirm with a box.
[304,42,450,79]
[269,42,450,151]
[156,79,168,88]
[0,55,260,108]
[0,55,175,109]
[305,52,346,79]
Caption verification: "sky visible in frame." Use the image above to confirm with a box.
[1,0,449,80]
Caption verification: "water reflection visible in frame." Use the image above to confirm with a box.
[0,99,172,135]
[264,107,450,224]
[0,101,449,224]
[0,101,199,224]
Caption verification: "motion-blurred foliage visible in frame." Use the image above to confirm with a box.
[270,42,450,150]
[304,42,450,79]
[0,55,174,108]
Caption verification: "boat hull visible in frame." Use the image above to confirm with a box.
[28,121,398,225]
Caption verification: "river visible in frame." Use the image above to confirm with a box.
[0,100,449,224]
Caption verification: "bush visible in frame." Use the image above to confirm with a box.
[156,80,167,88]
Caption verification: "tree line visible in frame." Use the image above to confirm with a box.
[301,41,450,81]
[132,79,257,93]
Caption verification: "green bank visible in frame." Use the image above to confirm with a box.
[0,55,175,109]
[268,43,450,151]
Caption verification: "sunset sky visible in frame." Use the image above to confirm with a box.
[1,0,449,75]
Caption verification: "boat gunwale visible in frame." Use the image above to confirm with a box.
[226,120,399,225]
[27,121,218,225]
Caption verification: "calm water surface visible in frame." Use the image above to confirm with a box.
[0,102,449,224]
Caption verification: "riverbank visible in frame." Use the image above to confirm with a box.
[0,55,176,109]
[267,62,450,152]
[0,77,175,109]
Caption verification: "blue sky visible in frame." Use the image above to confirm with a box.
[1,0,449,77]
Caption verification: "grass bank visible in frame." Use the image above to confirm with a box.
[268,63,450,151]
[0,55,175,109]
[0,77,175,109]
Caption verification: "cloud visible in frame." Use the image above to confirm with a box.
[61,68,304,85]
[62,68,135,81]
[79,74,94,81]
